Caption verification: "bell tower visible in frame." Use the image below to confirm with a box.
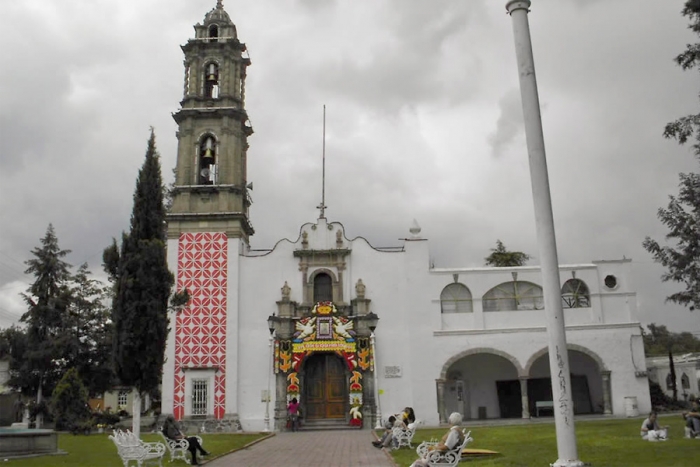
[168,0,254,241]
[163,1,251,425]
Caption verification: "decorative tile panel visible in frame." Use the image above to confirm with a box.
[174,232,228,419]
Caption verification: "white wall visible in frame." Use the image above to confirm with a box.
[162,218,650,429]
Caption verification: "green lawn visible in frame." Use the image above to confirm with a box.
[2,432,268,466]
[389,415,697,467]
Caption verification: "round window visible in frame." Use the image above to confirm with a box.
[604,275,617,289]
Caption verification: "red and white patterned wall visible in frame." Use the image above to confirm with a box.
[174,232,228,419]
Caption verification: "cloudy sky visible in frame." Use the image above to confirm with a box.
[0,0,699,332]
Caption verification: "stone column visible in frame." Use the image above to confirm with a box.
[519,376,530,419]
[274,372,287,431]
[436,379,447,424]
[601,371,612,415]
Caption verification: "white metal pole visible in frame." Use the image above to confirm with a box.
[505,2,583,466]
[263,333,273,432]
[371,332,383,429]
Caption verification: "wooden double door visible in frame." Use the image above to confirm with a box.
[303,353,347,420]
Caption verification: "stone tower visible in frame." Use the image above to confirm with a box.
[163,1,250,426]
[168,0,254,241]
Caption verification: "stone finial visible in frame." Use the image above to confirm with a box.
[216,0,223,8]
[409,219,421,238]
[302,231,309,249]
[281,281,291,300]
[355,279,366,299]
[336,229,343,248]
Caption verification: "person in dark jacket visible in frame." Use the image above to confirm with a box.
[162,415,209,465]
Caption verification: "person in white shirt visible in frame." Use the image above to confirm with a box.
[640,412,668,440]
[410,412,464,467]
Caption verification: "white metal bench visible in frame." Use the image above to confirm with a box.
[392,420,422,449]
[415,429,473,467]
[535,401,554,417]
[158,431,204,464]
[109,429,166,467]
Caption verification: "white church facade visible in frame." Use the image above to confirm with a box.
[161,2,651,432]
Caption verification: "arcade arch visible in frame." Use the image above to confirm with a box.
[524,345,611,416]
[437,345,612,422]
[438,348,523,422]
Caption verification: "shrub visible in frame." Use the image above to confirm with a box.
[51,368,92,433]
[649,379,688,411]
[94,411,120,427]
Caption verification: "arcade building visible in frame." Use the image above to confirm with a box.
[161,2,652,431]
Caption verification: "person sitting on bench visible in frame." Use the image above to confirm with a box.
[409,412,464,467]
[162,415,209,465]
[372,415,398,448]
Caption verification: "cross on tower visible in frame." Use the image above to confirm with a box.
[318,105,327,219]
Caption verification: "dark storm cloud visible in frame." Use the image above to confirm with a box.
[311,0,483,113]
[1,0,700,334]
[488,89,523,157]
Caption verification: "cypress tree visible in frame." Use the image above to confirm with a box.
[105,129,174,437]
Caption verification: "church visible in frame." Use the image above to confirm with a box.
[161,2,651,432]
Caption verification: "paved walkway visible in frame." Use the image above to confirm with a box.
[204,429,396,467]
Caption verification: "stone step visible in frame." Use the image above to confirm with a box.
[299,419,359,431]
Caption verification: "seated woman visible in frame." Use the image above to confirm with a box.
[403,407,416,427]
[409,412,464,467]
[162,415,209,466]
[640,412,668,440]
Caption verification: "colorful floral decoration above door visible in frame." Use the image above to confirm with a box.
[274,301,374,426]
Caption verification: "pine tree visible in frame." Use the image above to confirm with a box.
[21,224,73,427]
[484,240,531,267]
[104,129,174,437]
[67,263,114,397]
[644,1,700,311]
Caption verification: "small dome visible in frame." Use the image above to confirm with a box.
[409,219,421,238]
[204,0,232,25]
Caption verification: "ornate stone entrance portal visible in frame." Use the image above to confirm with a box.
[272,301,375,428]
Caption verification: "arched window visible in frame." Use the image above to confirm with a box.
[204,63,219,98]
[313,273,333,303]
[440,283,473,313]
[666,373,675,390]
[208,25,219,42]
[482,281,543,312]
[198,135,217,185]
[682,373,690,390]
[561,279,591,309]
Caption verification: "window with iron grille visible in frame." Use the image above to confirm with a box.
[561,279,591,309]
[482,281,544,312]
[440,283,473,313]
[192,379,208,416]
